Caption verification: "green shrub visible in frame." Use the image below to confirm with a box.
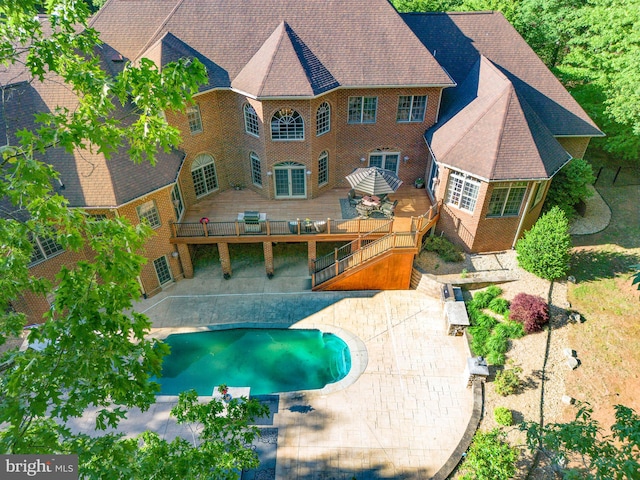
[468,326,490,357]
[494,321,525,339]
[486,330,509,354]
[494,407,514,426]
[459,429,518,480]
[494,365,522,396]
[516,206,572,280]
[486,285,503,297]
[543,158,596,221]
[486,351,506,365]
[488,297,510,315]
[422,235,464,262]
[474,313,497,330]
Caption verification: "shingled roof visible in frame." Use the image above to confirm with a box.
[426,56,571,181]
[0,80,184,209]
[402,11,603,138]
[91,0,454,96]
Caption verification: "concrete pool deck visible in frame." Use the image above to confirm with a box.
[129,260,475,479]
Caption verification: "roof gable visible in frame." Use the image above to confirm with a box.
[232,22,339,97]
[403,11,602,137]
[92,0,454,95]
[427,56,571,181]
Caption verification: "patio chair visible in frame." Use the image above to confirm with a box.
[355,203,371,218]
[348,189,362,206]
[380,199,398,218]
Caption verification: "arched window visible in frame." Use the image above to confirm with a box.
[271,108,304,140]
[316,102,330,136]
[318,151,329,186]
[244,103,259,136]
[191,154,218,197]
[250,152,262,187]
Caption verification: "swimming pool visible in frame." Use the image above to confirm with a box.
[156,328,352,396]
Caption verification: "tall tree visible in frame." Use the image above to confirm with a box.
[1,1,267,477]
[521,403,640,479]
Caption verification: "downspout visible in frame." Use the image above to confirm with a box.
[512,182,538,248]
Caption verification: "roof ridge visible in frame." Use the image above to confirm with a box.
[436,57,511,162]
[259,21,288,97]
[133,0,185,62]
[489,84,516,180]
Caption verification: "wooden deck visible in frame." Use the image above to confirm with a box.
[182,185,432,225]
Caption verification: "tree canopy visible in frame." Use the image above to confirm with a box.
[1,1,267,477]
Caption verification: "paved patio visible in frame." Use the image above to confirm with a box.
[72,252,474,479]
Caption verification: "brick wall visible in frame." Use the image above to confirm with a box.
[115,185,182,297]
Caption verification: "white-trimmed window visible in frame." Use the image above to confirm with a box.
[348,96,377,124]
[136,200,161,228]
[186,104,203,134]
[28,233,64,266]
[171,183,184,220]
[191,153,218,197]
[153,256,173,285]
[529,182,546,211]
[487,182,528,217]
[318,151,329,186]
[369,152,399,174]
[316,102,330,136]
[250,152,262,187]
[446,171,481,213]
[271,108,304,140]
[244,103,259,137]
[397,95,427,123]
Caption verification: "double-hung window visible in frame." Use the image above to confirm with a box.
[446,171,481,213]
[318,151,329,186]
[136,200,161,228]
[397,95,427,122]
[348,97,377,124]
[316,102,331,136]
[487,182,528,217]
[244,103,260,137]
[250,152,262,187]
[186,104,203,134]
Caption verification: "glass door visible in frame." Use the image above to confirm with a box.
[274,162,307,198]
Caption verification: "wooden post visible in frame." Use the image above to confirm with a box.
[203,221,208,237]
[235,221,240,236]
[171,221,177,238]
[327,218,331,234]
[334,248,339,278]
[266,220,271,236]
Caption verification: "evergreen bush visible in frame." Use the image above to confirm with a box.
[509,293,549,334]
[422,235,464,262]
[494,407,514,426]
[494,365,522,396]
[515,206,572,280]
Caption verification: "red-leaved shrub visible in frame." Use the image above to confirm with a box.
[509,293,549,333]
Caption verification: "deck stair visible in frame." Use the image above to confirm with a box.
[312,203,440,290]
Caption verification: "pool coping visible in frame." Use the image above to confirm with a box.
[149,323,368,401]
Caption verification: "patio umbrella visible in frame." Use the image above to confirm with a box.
[345,167,403,195]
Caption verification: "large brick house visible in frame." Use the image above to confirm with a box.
[2,0,601,322]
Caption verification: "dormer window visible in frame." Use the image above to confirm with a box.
[271,108,304,140]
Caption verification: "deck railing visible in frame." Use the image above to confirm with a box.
[171,217,392,239]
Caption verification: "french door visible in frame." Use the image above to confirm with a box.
[369,152,399,174]
[274,162,307,198]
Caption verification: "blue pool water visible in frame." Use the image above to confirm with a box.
[156,328,352,395]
